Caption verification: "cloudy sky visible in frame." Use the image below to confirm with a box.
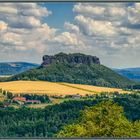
[0,2,140,68]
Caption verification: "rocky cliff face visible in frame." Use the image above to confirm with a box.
[41,52,100,67]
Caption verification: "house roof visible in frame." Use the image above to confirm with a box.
[12,97,26,102]
[26,100,41,103]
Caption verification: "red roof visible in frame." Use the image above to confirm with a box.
[12,97,26,102]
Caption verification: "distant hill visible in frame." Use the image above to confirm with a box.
[114,68,140,82]
[0,62,39,75]
[7,53,135,89]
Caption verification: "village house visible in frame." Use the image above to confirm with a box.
[26,100,41,104]
[12,97,26,105]
[12,97,26,102]
[3,102,10,108]
[0,102,10,108]
[12,96,41,105]
[71,94,81,99]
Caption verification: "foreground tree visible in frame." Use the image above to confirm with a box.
[57,101,139,138]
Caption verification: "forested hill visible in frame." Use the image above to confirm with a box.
[7,53,135,89]
[0,62,39,75]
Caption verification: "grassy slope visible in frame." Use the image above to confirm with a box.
[9,63,135,88]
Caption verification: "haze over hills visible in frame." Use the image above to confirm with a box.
[6,53,135,89]
[0,62,39,76]
[114,68,140,82]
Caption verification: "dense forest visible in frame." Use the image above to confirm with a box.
[0,93,140,137]
[57,101,140,137]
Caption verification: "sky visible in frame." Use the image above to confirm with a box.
[0,2,140,68]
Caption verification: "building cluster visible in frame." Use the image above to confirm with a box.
[12,96,41,105]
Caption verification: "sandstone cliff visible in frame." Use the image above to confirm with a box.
[41,52,100,67]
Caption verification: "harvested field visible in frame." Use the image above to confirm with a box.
[0,80,130,96]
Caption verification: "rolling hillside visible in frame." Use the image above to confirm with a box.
[0,62,39,75]
[9,62,135,89]
[0,81,129,96]
[1,53,136,89]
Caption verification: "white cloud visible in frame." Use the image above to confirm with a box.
[64,22,79,33]
[26,16,41,27]
[73,3,127,20]
[20,5,51,17]
[107,7,126,17]
[1,3,140,68]
[73,3,105,15]
[127,3,140,25]
[70,3,140,67]
[1,32,22,45]
[54,32,84,47]
[0,21,8,31]
[75,15,117,36]
[0,6,18,14]
[0,3,51,16]
[0,3,51,29]
[0,3,56,56]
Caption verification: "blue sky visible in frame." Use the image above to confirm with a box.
[0,2,140,68]
[41,3,75,29]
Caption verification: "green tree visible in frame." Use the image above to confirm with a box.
[0,102,4,107]
[56,101,138,138]
[2,90,6,96]
[7,91,13,99]
[132,121,140,136]
[0,89,2,94]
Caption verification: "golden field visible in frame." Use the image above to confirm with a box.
[0,80,130,96]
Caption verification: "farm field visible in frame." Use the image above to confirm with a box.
[60,83,129,94]
[0,80,130,96]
